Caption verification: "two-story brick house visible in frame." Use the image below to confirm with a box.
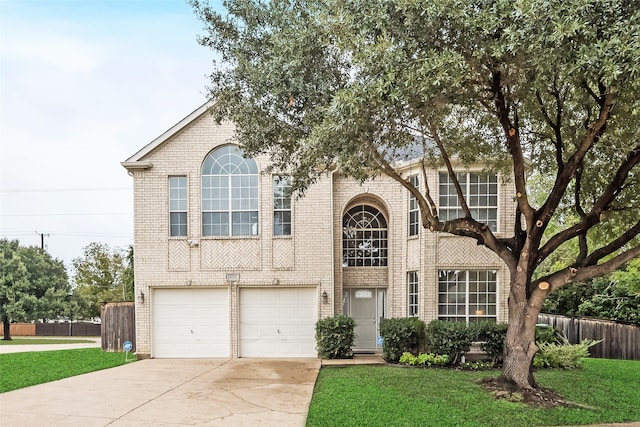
[122,102,515,359]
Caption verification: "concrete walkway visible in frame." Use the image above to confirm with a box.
[0,337,101,354]
[0,358,320,427]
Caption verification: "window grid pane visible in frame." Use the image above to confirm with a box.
[169,177,187,237]
[202,146,258,236]
[408,271,418,316]
[438,270,497,323]
[273,176,292,236]
[438,172,498,231]
[342,205,388,267]
[408,175,419,236]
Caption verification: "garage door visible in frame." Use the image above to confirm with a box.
[152,288,229,358]
[239,287,317,357]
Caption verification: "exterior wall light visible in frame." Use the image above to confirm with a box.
[139,290,145,304]
[322,290,328,303]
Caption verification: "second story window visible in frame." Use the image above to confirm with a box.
[169,176,187,237]
[202,145,259,236]
[342,205,388,267]
[273,175,292,236]
[439,172,498,231]
[408,175,419,236]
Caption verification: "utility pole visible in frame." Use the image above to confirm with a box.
[34,231,51,251]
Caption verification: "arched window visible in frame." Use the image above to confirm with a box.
[202,145,258,236]
[342,205,388,267]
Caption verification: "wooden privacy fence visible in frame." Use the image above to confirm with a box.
[538,314,640,360]
[101,302,136,353]
[36,322,101,336]
[0,322,101,337]
[0,323,36,336]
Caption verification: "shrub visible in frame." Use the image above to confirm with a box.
[315,315,356,359]
[399,352,449,367]
[476,322,508,366]
[379,317,426,362]
[533,336,602,369]
[535,324,563,344]
[425,320,476,365]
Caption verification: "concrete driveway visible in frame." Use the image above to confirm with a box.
[0,358,321,426]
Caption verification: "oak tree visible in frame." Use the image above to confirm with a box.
[191,0,640,390]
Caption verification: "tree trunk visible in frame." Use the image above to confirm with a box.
[2,315,12,341]
[499,295,541,389]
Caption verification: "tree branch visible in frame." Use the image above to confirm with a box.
[581,220,640,267]
[537,142,640,264]
[542,244,640,291]
[425,121,472,218]
[534,89,615,248]
[491,70,534,222]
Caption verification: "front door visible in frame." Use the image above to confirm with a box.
[347,288,386,351]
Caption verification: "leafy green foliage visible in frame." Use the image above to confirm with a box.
[533,337,602,369]
[379,317,426,362]
[315,314,356,359]
[72,243,134,319]
[1,239,70,339]
[425,320,477,365]
[399,351,449,366]
[476,322,509,366]
[0,348,133,393]
[535,325,564,345]
[543,272,640,323]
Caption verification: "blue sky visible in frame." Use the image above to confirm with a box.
[1,0,223,270]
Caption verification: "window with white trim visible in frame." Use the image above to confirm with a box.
[342,205,388,267]
[408,271,418,316]
[438,270,497,323]
[169,176,187,237]
[439,172,498,231]
[408,175,419,236]
[202,145,259,236]
[273,175,292,236]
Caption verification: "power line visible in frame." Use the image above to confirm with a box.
[0,212,132,217]
[2,231,132,238]
[0,187,131,193]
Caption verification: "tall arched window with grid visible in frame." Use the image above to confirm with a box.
[202,145,259,236]
[342,205,388,267]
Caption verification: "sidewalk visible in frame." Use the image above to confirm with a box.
[0,337,101,354]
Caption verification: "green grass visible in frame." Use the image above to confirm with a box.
[307,359,640,427]
[0,338,96,345]
[0,348,134,393]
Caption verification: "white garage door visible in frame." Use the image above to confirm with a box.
[152,288,229,358]
[239,287,317,357]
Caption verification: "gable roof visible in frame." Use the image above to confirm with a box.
[121,101,213,170]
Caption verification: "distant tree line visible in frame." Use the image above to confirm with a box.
[0,239,133,340]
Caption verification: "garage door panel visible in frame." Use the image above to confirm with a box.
[153,288,229,358]
[239,288,317,357]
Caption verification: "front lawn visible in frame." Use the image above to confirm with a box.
[0,348,134,393]
[307,358,640,427]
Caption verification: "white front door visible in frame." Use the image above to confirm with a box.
[239,287,317,357]
[152,288,229,358]
[347,288,386,350]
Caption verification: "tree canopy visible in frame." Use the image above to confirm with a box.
[0,239,70,339]
[191,0,640,390]
[71,243,134,319]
